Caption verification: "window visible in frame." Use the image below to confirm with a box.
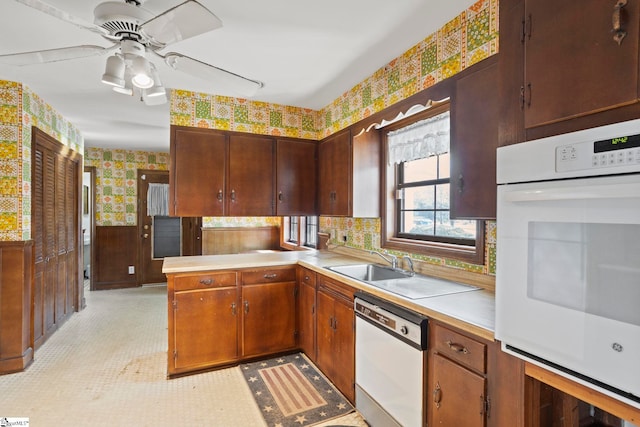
[282,216,318,249]
[381,103,484,263]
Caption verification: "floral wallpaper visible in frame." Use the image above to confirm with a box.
[170,93,320,140]
[0,80,84,241]
[170,0,498,140]
[84,148,169,226]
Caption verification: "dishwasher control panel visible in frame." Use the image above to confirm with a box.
[354,295,427,349]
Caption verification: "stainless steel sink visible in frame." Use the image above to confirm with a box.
[327,263,413,282]
[326,263,479,300]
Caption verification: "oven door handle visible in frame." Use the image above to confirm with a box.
[503,182,640,202]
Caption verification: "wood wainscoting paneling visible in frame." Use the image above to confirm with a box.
[202,226,281,255]
[94,226,138,290]
[0,241,34,375]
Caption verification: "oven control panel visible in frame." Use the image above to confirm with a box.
[556,138,640,173]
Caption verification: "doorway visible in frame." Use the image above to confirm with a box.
[83,166,96,295]
[136,170,202,284]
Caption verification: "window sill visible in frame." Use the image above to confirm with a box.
[383,225,485,266]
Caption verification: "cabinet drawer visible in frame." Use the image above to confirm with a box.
[432,324,486,374]
[174,272,237,291]
[242,267,296,285]
[298,268,316,287]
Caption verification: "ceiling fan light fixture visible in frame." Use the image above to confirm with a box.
[131,55,154,89]
[146,64,165,97]
[101,54,125,88]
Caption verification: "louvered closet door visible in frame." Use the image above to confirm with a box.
[32,147,45,346]
[55,153,68,323]
[32,128,81,348]
[65,157,78,314]
[43,149,57,336]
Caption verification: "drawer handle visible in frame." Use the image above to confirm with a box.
[433,382,442,409]
[612,0,628,45]
[263,273,278,279]
[446,340,469,354]
[199,278,214,285]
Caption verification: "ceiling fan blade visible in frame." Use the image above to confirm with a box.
[162,52,263,98]
[141,0,222,47]
[13,0,110,37]
[0,45,113,66]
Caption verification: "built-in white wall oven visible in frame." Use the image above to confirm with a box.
[496,119,640,409]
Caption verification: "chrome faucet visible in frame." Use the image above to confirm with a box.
[370,250,398,269]
[403,255,415,274]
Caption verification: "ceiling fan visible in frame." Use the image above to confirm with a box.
[0,0,264,105]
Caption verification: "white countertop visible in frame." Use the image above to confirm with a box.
[163,250,496,341]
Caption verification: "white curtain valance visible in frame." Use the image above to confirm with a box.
[147,183,169,217]
[387,110,450,165]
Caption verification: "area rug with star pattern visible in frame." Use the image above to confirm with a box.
[240,352,355,427]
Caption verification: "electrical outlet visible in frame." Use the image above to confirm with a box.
[128,266,135,275]
[342,234,348,242]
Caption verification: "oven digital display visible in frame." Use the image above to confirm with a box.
[594,133,640,152]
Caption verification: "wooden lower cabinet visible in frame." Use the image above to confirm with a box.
[241,280,297,358]
[297,267,317,362]
[431,353,486,426]
[428,321,525,427]
[315,274,356,403]
[173,287,239,372]
[167,267,298,377]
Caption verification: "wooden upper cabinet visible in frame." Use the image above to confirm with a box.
[524,0,639,129]
[276,139,317,215]
[499,0,640,145]
[318,129,380,217]
[170,126,227,216]
[450,60,499,219]
[170,126,280,217]
[228,135,275,216]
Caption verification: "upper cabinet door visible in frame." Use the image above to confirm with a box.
[318,131,351,216]
[450,60,499,219]
[276,139,317,216]
[524,0,640,128]
[228,135,275,216]
[170,126,227,217]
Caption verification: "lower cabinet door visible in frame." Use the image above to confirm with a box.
[241,281,296,358]
[173,288,238,371]
[429,353,486,427]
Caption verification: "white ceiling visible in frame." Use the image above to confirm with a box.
[0,0,477,152]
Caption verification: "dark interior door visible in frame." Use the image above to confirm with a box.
[137,170,175,284]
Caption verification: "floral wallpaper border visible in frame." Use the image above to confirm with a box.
[169,0,498,140]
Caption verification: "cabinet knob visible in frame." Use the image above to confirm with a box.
[217,189,223,202]
[278,191,283,202]
[231,302,237,315]
[230,189,236,202]
[263,273,277,279]
[457,174,464,194]
[244,300,249,314]
[199,278,214,285]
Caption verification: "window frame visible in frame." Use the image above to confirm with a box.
[380,103,485,265]
[281,216,318,251]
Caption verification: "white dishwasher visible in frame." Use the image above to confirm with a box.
[354,291,428,427]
